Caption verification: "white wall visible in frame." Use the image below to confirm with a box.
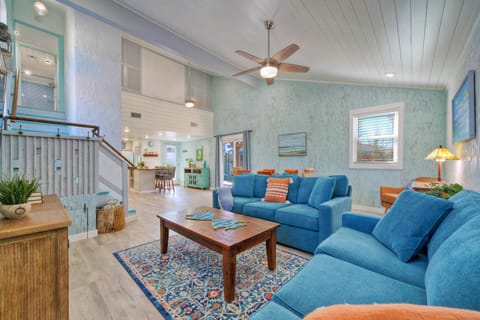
[446,17,480,190]
[65,9,122,149]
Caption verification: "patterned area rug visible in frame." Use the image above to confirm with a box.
[113,235,308,319]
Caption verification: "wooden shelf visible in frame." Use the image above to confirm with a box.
[143,153,158,157]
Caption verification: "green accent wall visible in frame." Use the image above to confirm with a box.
[212,78,447,208]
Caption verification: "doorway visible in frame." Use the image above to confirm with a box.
[221,133,244,186]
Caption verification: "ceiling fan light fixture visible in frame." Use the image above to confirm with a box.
[33,1,48,17]
[260,65,278,79]
[185,99,195,108]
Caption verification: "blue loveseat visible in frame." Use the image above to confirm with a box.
[212,174,352,253]
[250,189,480,319]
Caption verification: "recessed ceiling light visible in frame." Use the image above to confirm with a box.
[384,72,395,78]
[187,135,191,139]
[185,99,195,108]
[124,127,129,133]
[145,135,149,139]
[23,69,32,76]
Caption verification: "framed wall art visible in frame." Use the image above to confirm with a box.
[278,132,307,156]
[452,70,476,144]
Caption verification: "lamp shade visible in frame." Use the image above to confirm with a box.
[425,145,458,161]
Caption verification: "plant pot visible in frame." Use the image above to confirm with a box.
[0,202,32,219]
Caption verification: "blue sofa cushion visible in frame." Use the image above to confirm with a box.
[425,216,480,310]
[249,301,301,320]
[307,176,335,209]
[273,254,427,318]
[242,201,290,221]
[316,227,427,288]
[428,189,480,260]
[275,204,320,231]
[254,174,269,198]
[232,197,261,213]
[329,175,349,197]
[372,190,453,262]
[296,177,318,204]
[231,174,255,197]
[281,174,301,203]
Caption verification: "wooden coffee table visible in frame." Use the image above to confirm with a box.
[156,206,280,302]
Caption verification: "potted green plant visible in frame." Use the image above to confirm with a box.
[185,158,195,168]
[0,175,40,219]
[423,182,463,199]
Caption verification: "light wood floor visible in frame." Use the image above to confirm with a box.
[69,186,311,320]
[69,187,214,320]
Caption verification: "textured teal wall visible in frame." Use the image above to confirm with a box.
[212,78,447,208]
[446,18,480,191]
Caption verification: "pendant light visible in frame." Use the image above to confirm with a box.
[185,64,195,108]
[33,1,48,17]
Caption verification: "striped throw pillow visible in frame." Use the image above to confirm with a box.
[263,177,291,203]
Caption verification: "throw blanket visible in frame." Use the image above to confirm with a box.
[217,187,234,211]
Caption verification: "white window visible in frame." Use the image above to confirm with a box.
[349,103,404,169]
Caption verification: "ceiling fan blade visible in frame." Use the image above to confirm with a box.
[232,66,261,77]
[266,78,275,86]
[278,63,310,73]
[235,50,265,64]
[271,44,299,63]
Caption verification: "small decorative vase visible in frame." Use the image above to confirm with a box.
[0,202,32,219]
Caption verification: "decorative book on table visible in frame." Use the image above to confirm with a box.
[27,192,43,204]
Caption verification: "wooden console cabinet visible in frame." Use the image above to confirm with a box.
[0,195,72,320]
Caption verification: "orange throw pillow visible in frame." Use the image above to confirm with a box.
[304,304,480,320]
[263,177,291,203]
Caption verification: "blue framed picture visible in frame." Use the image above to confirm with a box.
[452,70,476,144]
[278,132,306,156]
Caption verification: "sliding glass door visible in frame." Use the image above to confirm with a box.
[221,134,244,186]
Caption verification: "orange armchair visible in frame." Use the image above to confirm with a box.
[380,185,406,213]
[284,169,299,174]
[257,168,275,175]
[232,167,251,175]
[380,177,437,213]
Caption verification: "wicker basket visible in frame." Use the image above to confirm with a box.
[96,205,115,233]
[113,204,125,231]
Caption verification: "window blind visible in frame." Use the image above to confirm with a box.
[356,112,395,162]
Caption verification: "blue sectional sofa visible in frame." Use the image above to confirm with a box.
[212,174,352,253]
[250,189,480,319]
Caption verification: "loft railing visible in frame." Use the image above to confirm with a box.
[0,114,136,169]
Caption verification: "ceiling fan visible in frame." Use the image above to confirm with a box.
[232,20,309,85]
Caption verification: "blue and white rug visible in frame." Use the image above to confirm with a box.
[113,235,308,319]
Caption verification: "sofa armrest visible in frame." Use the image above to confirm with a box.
[317,196,353,242]
[342,212,381,234]
[212,187,233,209]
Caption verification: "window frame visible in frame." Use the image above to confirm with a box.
[349,102,404,170]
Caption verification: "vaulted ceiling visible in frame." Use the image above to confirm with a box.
[112,0,480,90]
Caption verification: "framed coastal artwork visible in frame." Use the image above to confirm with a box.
[278,132,307,156]
[452,70,476,144]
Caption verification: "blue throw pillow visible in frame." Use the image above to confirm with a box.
[307,176,336,209]
[253,174,269,198]
[231,174,255,198]
[297,177,318,203]
[329,175,349,197]
[372,190,453,262]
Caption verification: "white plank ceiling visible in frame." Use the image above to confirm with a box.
[113,0,480,90]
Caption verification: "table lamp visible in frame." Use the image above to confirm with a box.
[425,145,458,181]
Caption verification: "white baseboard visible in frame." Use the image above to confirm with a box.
[69,230,98,242]
[352,204,385,216]
[125,214,137,223]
